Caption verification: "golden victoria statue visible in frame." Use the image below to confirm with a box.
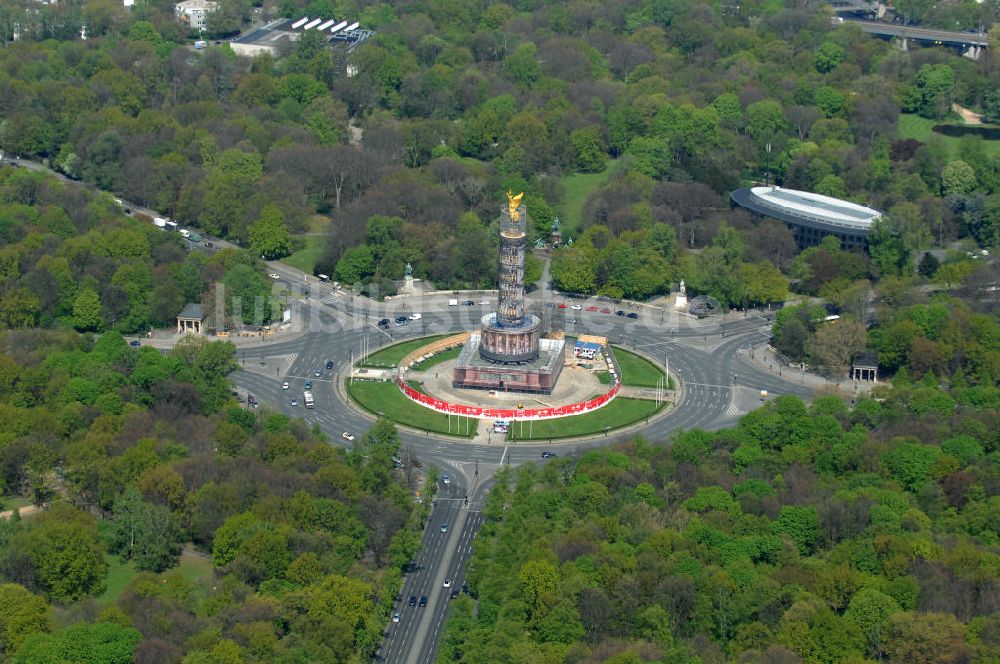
[506,190,524,222]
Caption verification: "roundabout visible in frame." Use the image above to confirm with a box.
[344,332,672,442]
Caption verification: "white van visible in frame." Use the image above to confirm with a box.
[178,229,190,238]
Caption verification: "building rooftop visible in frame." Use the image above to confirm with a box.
[175,0,217,9]
[731,186,882,235]
[177,303,206,320]
[231,16,372,50]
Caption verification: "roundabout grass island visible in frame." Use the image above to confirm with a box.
[345,335,674,441]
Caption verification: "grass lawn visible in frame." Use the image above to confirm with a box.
[612,346,670,388]
[347,380,477,438]
[507,398,664,441]
[176,551,215,600]
[282,236,326,275]
[898,114,1000,158]
[99,557,137,605]
[2,495,32,511]
[412,346,461,370]
[361,335,451,368]
[558,161,616,237]
[99,550,216,605]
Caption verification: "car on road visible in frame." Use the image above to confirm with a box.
[626,312,639,319]
[314,369,322,377]
[462,300,475,306]
[128,340,141,347]
[479,300,490,305]
[394,316,408,326]
[540,451,558,458]
[443,579,452,588]
[392,612,400,623]
[440,524,448,533]
[268,273,280,279]
[203,241,214,248]
[123,207,132,215]
[342,432,355,441]
[600,307,612,314]
[586,305,599,311]
[570,304,582,310]
[418,596,428,607]
[442,475,450,484]
[377,318,390,329]
[408,596,417,607]
[304,380,312,390]
[450,589,459,599]
[558,303,568,308]
[282,381,289,390]
[408,312,422,320]
[325,360,333,370]
[615,310,626,317]
[290,398,298,406]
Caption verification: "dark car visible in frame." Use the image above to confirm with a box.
[128,340,141,347]
[8,161,19,167]
[123,207,133,215]
[408,596,417,606]
[418,596,428,607]
[325,360,333,370]
[462,300,475,306]
[394,316,408,325]
[615,310,626,317]
[377,318,390,328]
[540,451,557,458]
[450,589,459,599]
[203,241,214,248]
[626,312,639,319]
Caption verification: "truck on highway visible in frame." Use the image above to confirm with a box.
[303,391,314,409]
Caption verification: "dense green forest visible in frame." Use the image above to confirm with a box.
[0,329,424,662]
[1,0,999,304]
[0,165,279,332]
[439,386,1000,663]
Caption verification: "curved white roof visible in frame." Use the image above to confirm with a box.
[747,186,882,232]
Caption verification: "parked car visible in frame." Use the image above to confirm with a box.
[408,312,422,320]
[586,305,599,312]
[558,303,568,308]
[290,398,298,406]
[342,432,356,441]
[462,300,475,306]
[626,312,639,319]
[601,308,612,314]
[268,273,280,279]
[325,360,333,369]
[282,381,289,390]
[570,304,582,310]
[128,340,141,347]
[314,369,322,377]
[479,300,490,305]
[615,310,626,317]
[203,241,214,248]
[377,318,390,329]
[304,380,312,390]
[394,316,408,326]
